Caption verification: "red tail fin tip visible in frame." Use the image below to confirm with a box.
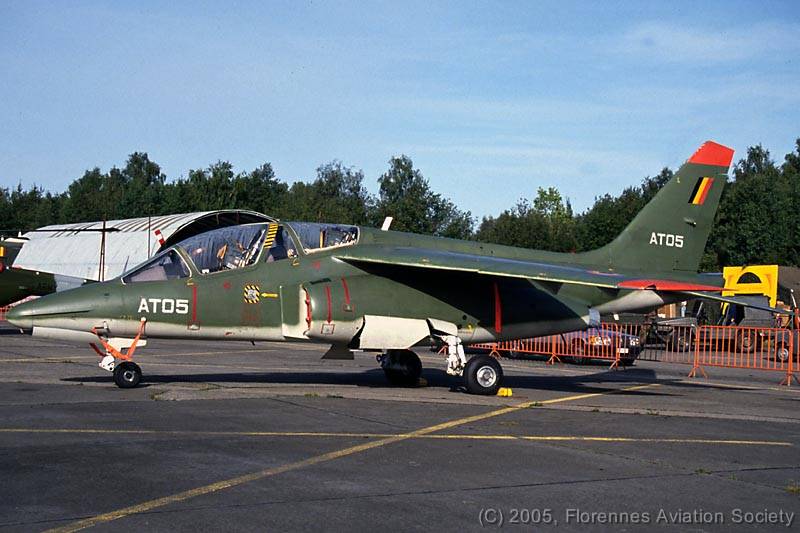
[687,141,734,167]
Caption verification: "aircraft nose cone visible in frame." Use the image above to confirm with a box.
[5,292,93,331]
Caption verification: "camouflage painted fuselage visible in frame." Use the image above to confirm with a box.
[7,140,735,351]
[7,226,708,348]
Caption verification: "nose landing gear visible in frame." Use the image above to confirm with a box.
[89,318,147,389]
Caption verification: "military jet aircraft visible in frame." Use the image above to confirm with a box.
[0,238,87,306]
[8,141,755,394]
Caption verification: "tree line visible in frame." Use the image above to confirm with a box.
[1,139,798,271]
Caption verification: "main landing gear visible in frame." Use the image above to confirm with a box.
[441,334,503,395]
[378,336,505,395]
[379,349,423,387]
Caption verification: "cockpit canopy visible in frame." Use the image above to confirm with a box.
[178,224,269,274]
[120,221,359,283]
[286,222,358,253]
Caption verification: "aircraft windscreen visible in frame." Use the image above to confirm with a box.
[177,224,267,274]
[122,249,190,283]
[287,222,358,252]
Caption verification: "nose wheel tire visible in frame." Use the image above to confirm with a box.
[113,362,142,389]
[464,355,503,395]
[382,350,423,387]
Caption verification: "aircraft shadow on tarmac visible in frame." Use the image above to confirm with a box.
[57,366,727,396]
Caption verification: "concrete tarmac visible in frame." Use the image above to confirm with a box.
[0,323,799,531]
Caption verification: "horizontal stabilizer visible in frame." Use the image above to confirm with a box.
[679,291,794,315]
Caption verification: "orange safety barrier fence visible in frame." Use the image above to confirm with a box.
[618,322,696,364]
[472,322,627,370]
[550,323,623,368]
[689,324,797,385]
[472,319,799,385]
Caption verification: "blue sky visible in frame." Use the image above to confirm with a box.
[1,1,798,219]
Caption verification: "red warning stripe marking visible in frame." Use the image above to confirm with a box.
[493,281,502,334]
[304,289,312,328]
[341,278,351,306]
[325,285,332,323]
[618,279,722,291]
[191,284,198,324]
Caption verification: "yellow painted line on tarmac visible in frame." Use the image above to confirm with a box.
[0,428,787,447]
[43,383,658,533]
[517,436,790,446]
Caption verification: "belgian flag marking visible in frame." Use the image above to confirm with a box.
[689,177,714,205]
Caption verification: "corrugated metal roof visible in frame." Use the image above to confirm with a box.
[14,210,272,280]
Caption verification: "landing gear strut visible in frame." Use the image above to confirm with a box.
[379,350,422,387]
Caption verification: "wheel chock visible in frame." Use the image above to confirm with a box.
[497,387,513,397]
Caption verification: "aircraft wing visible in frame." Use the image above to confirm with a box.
[336,246,723,292]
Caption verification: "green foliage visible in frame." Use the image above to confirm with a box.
[703,144,796,269]
[574,167,672,251]
[476,187,577,251]
[373,156,473,238]
[2,139,799,270]
[282,161,370,224]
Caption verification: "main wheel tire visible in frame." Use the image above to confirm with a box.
[383,350,422,387]
[464,355,503,395]
[113,361,142,389]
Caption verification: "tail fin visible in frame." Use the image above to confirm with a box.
[582,141,734,273]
